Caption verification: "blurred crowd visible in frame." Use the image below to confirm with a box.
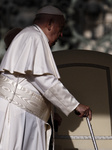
[0,0,112,58]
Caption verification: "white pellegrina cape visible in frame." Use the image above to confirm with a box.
[0,25,79,150]
[0,25,60,78]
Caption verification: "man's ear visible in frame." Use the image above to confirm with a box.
[47,19,53,31]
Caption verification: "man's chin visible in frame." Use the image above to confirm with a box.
[50,42,56,48]
[49,40,57,47]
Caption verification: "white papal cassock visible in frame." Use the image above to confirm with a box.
[0,25,79,150]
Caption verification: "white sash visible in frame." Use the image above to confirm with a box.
[0,74,51,123]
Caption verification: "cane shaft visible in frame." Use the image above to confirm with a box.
[86,117,99,150]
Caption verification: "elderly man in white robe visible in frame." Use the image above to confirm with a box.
[0,5,92,150]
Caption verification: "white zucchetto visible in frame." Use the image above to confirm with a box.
[37,5,64,16]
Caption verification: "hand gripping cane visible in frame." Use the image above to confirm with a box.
[86,117,99,150]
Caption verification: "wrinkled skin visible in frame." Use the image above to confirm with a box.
[75,104,92,121]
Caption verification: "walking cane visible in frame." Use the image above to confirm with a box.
[75,110,99,150]
[86,117,99,150]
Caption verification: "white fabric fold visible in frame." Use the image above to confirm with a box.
[0,25,60,79]
[26,73,79,116]
[0,99,46,150]
[44,81,80,116]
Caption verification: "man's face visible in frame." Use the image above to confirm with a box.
[48,19,64,47]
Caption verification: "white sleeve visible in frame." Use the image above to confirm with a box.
[26,74,80,116]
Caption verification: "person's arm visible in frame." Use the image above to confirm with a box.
[26,73,92,120]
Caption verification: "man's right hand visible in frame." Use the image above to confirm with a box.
[75,104,92,121]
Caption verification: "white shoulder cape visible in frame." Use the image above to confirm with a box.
[0,25,60,79]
